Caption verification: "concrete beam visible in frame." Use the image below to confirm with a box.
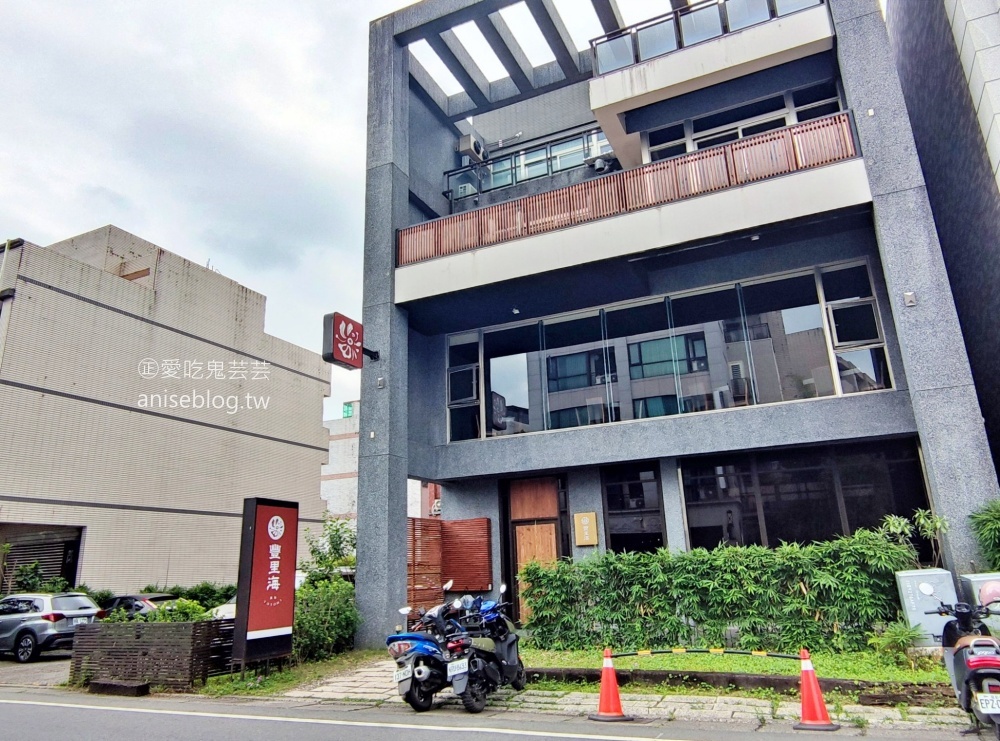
[526,0,581,81]
[426,32,491,108]
[477,13,533,93]
[591,0,624,34]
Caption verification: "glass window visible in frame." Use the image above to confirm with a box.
[634,394,679,418]
[52,595,96,611]
[517,147,549,181]
[549,403,619,429]
[587,131,613,158]
[837,347,891,393]
[551,137,586,172]
[603,463,664,553]
[484,157,513,190]
[682,440,930,550]
[629,333,707,379]
[822,265,872,301]
[450,406,480,441]
[829,302,881,347]
[449,366,479,404]
[776,0,823,15]
[449,333,481,442]
[485,324,542,436]
[741,273,832,403]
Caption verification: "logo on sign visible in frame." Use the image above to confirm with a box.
[322,312,365,370]
[268,516,285,540]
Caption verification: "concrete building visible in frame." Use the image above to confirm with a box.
[885,0,1000,471]
[0,226,330,591]
[323,400,435,519]
[356,0,1000,645]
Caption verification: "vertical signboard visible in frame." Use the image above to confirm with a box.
[233,498,299,663]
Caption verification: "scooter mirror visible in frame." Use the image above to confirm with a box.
[443,579,454,591]
[398,606,412,615]
[918,582,935,597]
[499,583,507,595]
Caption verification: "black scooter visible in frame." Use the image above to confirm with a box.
[920,580,1000,737]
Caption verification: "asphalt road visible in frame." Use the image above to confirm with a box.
[0,689,969,741]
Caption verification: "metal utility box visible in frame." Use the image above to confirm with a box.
[960,572,1000,634]
[895,568,958,647]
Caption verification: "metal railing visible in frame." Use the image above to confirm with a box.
[397,111,857,267]
[590,0,824,76]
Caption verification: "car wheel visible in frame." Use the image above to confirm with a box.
[14,633,38,664]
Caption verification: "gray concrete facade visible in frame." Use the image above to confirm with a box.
[355,0,1000,646]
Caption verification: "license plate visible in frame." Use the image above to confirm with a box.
[72,617,89,625]
[447,658,469,678]
[394,665,412,683]
[977,693,1000,713]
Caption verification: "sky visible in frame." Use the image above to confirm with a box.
[0,1,419,419]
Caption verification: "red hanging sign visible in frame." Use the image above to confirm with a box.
[323,312,364,370]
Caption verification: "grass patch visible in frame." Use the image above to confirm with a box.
[199,649,385,697]
[520,648,948,684]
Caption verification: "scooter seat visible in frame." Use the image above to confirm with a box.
[955,635,1000,650]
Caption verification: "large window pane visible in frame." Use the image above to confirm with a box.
[741,274,832,403]
[603,463,664,553]
[757,450,843,545]
[550,137,586,172]
[669,287,741,411]
[837,347,891,393]
[776,0,822,15]
[822,265,872,301]
[485,324,541,436]
[543,312,611,430]
[517,147,549,180]
[682,458,761,547]
[829,302,880,346]
[449,332,480,442]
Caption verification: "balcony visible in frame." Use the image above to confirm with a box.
[398,112,857,268]
[591,0,825,77]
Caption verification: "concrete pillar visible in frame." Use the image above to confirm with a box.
[566,468,606,560]
[830,0,1000,571]
[355,16,411,648]
[659,457,688,552]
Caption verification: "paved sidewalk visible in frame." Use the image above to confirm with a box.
[287,659,969,731]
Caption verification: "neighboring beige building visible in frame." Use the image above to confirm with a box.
[322,400,430,519]
[0,226,330,591]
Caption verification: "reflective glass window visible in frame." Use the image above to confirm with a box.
[636,18,678,61]
[484,324,542,437]
[595,34,634,74]
[725,0,771,31]
[679,4,724,46]
[603,463,664,553]
[551,137,586,172]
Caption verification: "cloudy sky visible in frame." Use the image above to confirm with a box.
[1,1,419,418]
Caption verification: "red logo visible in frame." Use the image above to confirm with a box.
[323,312,364,370]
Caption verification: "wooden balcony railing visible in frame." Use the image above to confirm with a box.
[398,111,857,267]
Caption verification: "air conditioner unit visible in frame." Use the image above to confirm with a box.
[455,183,478,198]
[458,133,489,163]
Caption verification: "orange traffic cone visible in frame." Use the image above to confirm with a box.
[793,648,841,732]
[588,648,634,722]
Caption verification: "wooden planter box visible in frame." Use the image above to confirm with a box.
[70,619,234,691]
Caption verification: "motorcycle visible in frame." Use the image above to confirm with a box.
[386,580,474,712]
[919,580,1000,737]
[451,583,527,713]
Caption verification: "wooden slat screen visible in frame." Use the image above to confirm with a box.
[398,112,858,266]
[440,518,492,592]
[407,517,443,613]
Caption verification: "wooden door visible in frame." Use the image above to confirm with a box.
[509,478,560,620]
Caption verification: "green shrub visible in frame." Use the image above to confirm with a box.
[971,500,1000,571]
[301,517,357,586]
[14,561,45,592]
[75,584,116,607]
[867,620,924,667]
[520,524,916,653]
[101,598,210,623]
[139,582,235,609]
[293,578,359,662]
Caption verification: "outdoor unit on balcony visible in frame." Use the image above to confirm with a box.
[455,183,478,199]
[458,133,489,164]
